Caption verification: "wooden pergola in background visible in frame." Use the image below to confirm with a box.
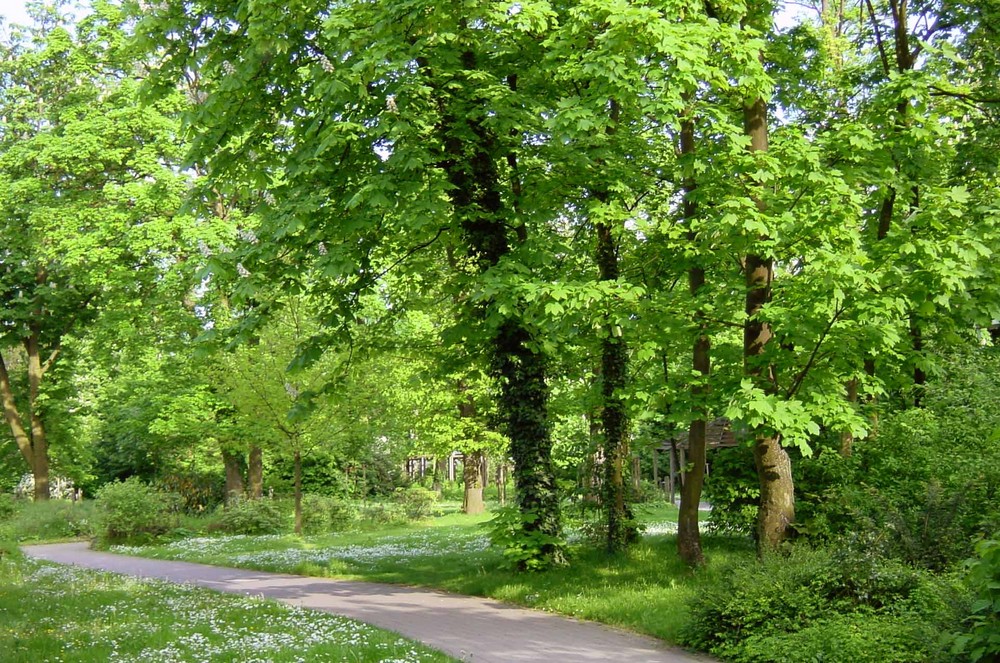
[653,418,741,504]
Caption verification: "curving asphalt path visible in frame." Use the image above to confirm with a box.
[23,542,713,663]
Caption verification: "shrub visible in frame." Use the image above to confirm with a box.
[157,473,226,513]
[358,501,407,526]
[951,538,1000,662]
[394,485,437,520]
[679,544,963,662]
[487,506,566,571]
[218,497,285,535]
[95,478,180,544]
[300,494,356,534]
[0,494,18,520]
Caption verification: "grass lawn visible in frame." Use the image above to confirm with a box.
[0,547,455,663]
[121,501,752,644]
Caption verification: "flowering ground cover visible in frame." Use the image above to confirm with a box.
[0,551,454,663]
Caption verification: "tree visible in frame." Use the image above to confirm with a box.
[0,4,187,499]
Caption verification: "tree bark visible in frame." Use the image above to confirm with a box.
[222,449,246,502]
[744,90,794,553]
[293,449,303,535]
[435,46,563,567]
[24,330,50,501]
[248,444,263,499]
[432,455,447,493]
[597,221,637,553]
[463,450,485,515]
[678,113,708,567]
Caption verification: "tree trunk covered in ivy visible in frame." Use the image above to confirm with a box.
[677,115,708,566]
[596,222,637,553]
[436,47,563,568]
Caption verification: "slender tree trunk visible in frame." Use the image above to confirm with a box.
[248,445,263,499]
[432,456,447,493]
[293,449,303,535]
[841,378,858,457]
[744,92,794,552]
[25,330,49,501]
[678,113,708,567]
[0,350,36,482]
[910,313,926,408]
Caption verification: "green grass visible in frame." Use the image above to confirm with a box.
[0,499,95,543]
[0,547,455,663]
[125,499,749,644]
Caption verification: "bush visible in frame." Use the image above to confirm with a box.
[218,497,285,535]
[394,485,437,520]
[679,544,964,662]
[358,501,407,526]
[0,494,18,520]
[157,473,226,513]
[951,538,1000,662]
[95,478,180,544]
[300,494,356,534]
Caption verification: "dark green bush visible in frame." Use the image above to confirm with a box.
[358,501,407,526]
[679,544,965,662]
[95,478,179,544]
[951,538,1000,662]
[218,497,285,535]
[0,494,18,520]
[394,485,437,520]
[300,494,356,534]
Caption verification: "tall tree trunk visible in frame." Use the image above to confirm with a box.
[432,456,447,493]
[435,46,562,567]
[597,222,637,552]
[457,387,485,515]
[0,351,35,480]
[222,449,246,502]
[678,113,709,567]
[744,91,794,552]
[293,449,303,535]
[248,445,263,499]
[25,330,50,501]
[463,450,485,515]
[841,378,858,456]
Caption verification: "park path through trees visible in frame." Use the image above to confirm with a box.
[24,542,712,663]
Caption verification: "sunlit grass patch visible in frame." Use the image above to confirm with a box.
[0,551,453,663]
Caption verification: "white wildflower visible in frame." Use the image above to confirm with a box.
[317,53,335,73]
[236,263,251,278]
[386,95,398,113]
[317,242,328,256]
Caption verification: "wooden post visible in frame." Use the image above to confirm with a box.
[652,448,659,487]
[668,442,677,505]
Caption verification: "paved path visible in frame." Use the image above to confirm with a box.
[23,542,711,663]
